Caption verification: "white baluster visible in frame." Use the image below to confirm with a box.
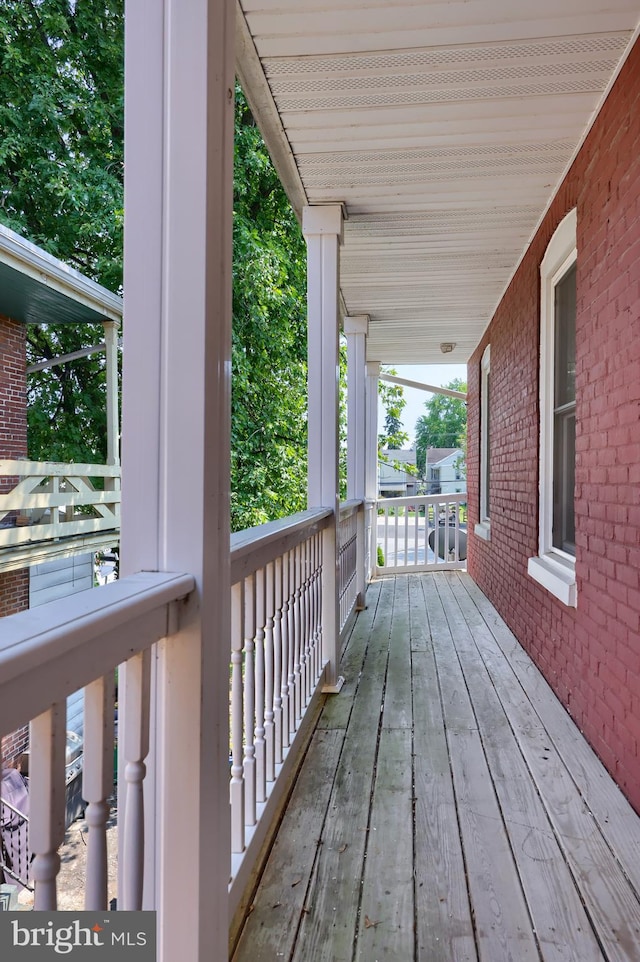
[314,531,322,681]
[30,705,66,909]
[293,544,303,727]
[300,539,310,706]
[121,648,151,910]
[273,556,284,765]
[384,504,389,567]
[264,562,275,783]
[307,537,316,698]
[254,567,266,804]
[83,674,115,910]
[287,549,296,738]
[243,574,257,827]
[230,581,245,853]
[309,535,317,681]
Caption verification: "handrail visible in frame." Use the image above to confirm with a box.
[339,498,362,520]
[0,571,194,734]
[0,459,120,477]
[231,507,331,583]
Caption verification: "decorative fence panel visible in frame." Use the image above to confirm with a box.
[0,460,121,549]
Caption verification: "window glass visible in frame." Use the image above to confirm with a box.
[552,263,576,555]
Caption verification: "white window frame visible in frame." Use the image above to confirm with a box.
[528,208,577,607]
[475,344,491,541]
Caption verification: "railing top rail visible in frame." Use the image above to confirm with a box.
[231,507,332,584]
[0,571,194,734]
[0,460,121,478]
[339,499,363,521]
[0,796,28,822]
[377,492,466,507]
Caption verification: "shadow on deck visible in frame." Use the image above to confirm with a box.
[232,571,640,962]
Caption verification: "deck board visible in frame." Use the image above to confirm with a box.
[232,572,640,962]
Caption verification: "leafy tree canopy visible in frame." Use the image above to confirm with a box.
[231,88,308,531]
[0,0,124,289]
[0,4,403,527]
[378,369,408,451]
[414,378,467,476]
[0,0,124,462]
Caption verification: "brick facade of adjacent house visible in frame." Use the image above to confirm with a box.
[0,313,30,762]
[467,39,640,810]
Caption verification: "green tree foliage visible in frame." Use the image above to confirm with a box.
[414,379,467,476]
[231,89,308,531]
[0,0,124,289]
[0,0,124,462]
[0,3,402,526]
[378,369,408,450]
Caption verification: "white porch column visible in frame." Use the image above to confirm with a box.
[303,204,344,693]
[102,320,120,467]
[121,1,234,960]
[344,315,368,500]
[344,315,369,606]
[366,362,380,574]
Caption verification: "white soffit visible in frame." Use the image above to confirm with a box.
[236,1,640,365]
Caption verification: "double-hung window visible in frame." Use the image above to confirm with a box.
[475,344,491,541]
[528,208,577,606]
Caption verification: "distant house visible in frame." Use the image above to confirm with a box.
[425,447,466,495]
[378,448,418,498]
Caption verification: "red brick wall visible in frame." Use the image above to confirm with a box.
[1,726,30,767]
[0,315,30,761]
[0,313,28,485]
[468,39,640,809]
[0,569,29,618]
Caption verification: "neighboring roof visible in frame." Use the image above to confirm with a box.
[426,447,463,466]
[0,223,122,326]
[380,448,416,465]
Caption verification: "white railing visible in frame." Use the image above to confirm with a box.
[0,459,121,548]
[0,572,194,911]
[229,507,332,913]
[338,500,360,636]
[0,503,367,935]
[376,493,468,573]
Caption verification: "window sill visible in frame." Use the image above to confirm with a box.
[527,554,576,607]
[474,521,491,542]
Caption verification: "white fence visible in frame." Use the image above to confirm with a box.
[376,493,468,573]
[0,498,373,936]
[0,572,194,911]
[0,460,120,549]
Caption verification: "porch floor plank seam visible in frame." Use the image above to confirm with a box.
[231,573,640,962]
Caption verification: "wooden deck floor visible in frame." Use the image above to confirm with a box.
[232,572,640,962]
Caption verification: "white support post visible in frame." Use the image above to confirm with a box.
[303,204,344,693]
[344,315,369,607]
[102,320,120,468]
[366,362,380,576]
[344,315,368,500]
[121,1,234,960]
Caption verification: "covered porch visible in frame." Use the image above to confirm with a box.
[233,572,640,962]
[1,1,640,960]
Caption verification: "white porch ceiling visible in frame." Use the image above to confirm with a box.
[236,1,640,365]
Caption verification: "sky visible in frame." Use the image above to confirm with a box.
[379,363,467,448]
